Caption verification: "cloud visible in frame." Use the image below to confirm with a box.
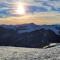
[0,12,60,24]
[27,0,60,13]
[0,0,60,18]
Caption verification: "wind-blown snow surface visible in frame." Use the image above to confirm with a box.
[0,45,60,60]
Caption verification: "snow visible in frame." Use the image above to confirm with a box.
[0,45,60,60]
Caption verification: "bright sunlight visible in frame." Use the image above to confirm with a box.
[14,3,26,15]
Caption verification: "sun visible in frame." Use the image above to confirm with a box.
[14,3,26,15]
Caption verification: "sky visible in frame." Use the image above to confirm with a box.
[0,0,60,24]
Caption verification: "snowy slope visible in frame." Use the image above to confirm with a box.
[0,45,60,60]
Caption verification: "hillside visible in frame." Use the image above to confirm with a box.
[0,23,60,60]
[0,23,60,48]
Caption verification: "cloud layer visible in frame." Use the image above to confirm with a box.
[0,0,60,17]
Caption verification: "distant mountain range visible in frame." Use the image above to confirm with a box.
[0,23,60,48]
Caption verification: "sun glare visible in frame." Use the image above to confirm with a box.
[14,3,26,15]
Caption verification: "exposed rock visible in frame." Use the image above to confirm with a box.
[0,24,60,48]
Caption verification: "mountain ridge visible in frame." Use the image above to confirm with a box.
[0,23,60,48]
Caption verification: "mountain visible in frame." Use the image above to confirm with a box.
[0,23,60,48]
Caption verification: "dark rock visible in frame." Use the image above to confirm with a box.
[0,24,60,48]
